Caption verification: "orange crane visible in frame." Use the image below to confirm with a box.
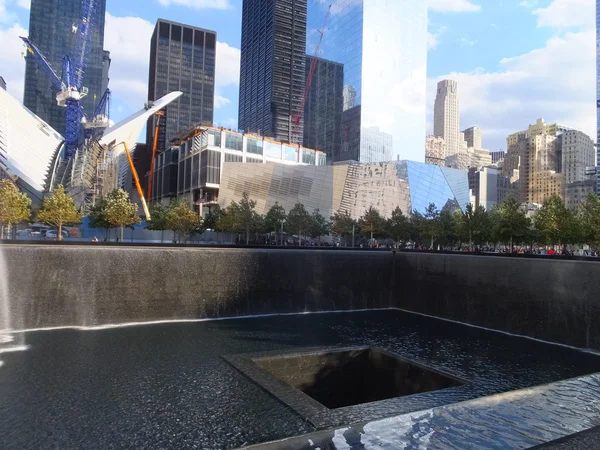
[146,110,164,202]
[291,4,331,144]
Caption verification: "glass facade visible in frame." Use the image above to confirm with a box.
[24,0,108,136]
[238,0,307,143]
[303,56,344,162]
[217,160,470,220]
[307,0,427,163]
[146,19,216,150]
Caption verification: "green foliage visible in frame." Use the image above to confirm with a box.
[308,209,330,240]
[203,205,223,231]
[38,184,80,241]
[359,206,385,240]
[0,179,31,239]
[330,210,356,244]
[88,197,110,230]
[146,203,170,231]
[166,202,203,242]
[216,192,259,244]
[408,210,425,243]
[286,203,311,239]
[263,202,287,233]
[455,203,490,248]
[533,194,577,247]
[579,192,600,249]
[493,196,531,251]
[103,189,140,241]
[421,203,442,248]
[386,206,410,243]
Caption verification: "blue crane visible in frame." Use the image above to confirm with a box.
[20,0,100,160]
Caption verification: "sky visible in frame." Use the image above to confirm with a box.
[0,0,595,159]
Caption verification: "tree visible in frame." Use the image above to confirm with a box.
[263,202,287,242]
[0,179,31,239]
[37,184,80,241]
[439,208,459,247]
[309,209,330,241]
[387,206,410,244]
[331,210,356,246]
[87,197,111,240]
[103,189,139,242]
[533,194,576,250]
[494,195,531,252]
[216,193,259,244]
[203,205,223,231]
[455,203,489,250]
[579,192,600,249]
[421,203,442,249]
[237,192,259,245]
[146,203,170,242]
[359,206,385,240]
[166,202,203,243]
[286,203,311,242]
[408,210,425,244]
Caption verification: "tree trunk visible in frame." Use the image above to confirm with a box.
[58,223,63,241]
[510,236,513,253]
[371,230,374,240]
[469,230,472,252]
[430,236,434,249]
[0,224,4,240]
[245,228,249,245]
[120,226,124,242]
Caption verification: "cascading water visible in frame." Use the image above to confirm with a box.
[0,245,26,360]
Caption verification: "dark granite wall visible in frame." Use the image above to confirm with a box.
[3,245,600,349]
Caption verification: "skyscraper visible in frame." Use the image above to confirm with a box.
[308,0,427,163]
[463,126,482,149]
[597,0,600,195]
[238,0,307,143]
[146,19,216,151]
[434,80,461,157]
[303,56,344,162]
[24,0,108,136]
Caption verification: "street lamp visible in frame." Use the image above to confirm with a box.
[114,141,151,221]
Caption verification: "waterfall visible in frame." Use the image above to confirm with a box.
[0,246,26,359]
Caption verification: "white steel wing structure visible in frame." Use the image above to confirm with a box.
[0,89,182,209]
[0,88,63,202]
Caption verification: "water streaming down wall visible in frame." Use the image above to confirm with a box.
[2,245,600,349]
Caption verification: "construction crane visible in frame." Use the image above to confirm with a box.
[291,3,331,144]
[83,88,112,140]
[20,0,99,160]
[146,110,165,201]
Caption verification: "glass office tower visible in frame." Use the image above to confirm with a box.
[238,0,308,143]
[303,56,344,161]
[24,0,108,136]
[307,0,427,163]
[147,19,216,151]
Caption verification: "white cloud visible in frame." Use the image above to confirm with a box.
[214,95,231,109]
[157,0,232,9]
[427,0,481,13]
[518,0,537,7]
[215,41,240,91]
[0,23,27,101]
[427,30,595,151]
[459,37,477,47]
[428,25,447,50]
[533,0,593,29]
[16,0,29,9]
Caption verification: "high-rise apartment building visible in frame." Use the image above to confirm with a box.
[24,0,109,135]
[308,0,427,163]
[303,56,344,161]
[238,0,307,144]
[146,19,216,151]
[463,127,482,149]
[425,135,447,166]
[561,130,595,185]
[490,151,506,164]
[434,80,460,156]
[504,119,574,205]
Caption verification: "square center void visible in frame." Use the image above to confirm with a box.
[254,348,464,409]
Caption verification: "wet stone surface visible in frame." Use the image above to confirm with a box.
[1,309,600,449]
